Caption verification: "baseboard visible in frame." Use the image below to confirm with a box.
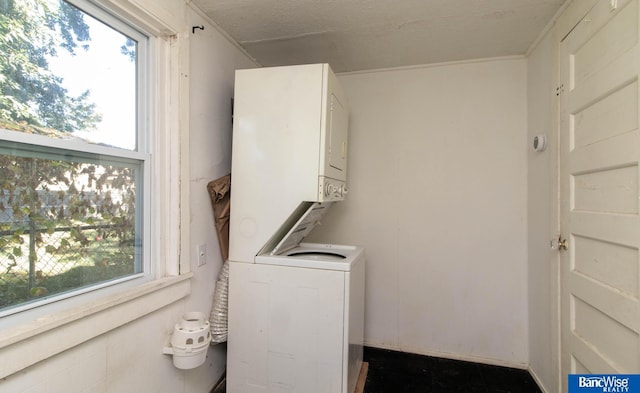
[363,343,551,392]
[209,370,226,393]
[528,366,550,393]
[354,362,369,393]
[363,342,528,370]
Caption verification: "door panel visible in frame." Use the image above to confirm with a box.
[573,235,638,297]
[572,0,637,88]
[559,0,640,389]
[573,165,638,213]
[572,81,637,150]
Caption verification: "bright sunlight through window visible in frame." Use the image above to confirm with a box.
[0,0,149,314]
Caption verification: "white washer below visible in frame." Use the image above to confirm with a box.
[227,242,365,393]
[259,242,363,270]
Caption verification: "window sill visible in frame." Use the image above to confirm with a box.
[0,273,193,379]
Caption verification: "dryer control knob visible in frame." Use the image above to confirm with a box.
[326,183,338,196]
[340,185,348,197]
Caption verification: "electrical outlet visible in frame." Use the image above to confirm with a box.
[197,244,206,266]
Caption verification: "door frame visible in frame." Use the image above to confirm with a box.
[553,1,601,392]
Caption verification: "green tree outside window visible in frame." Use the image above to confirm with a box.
[0,0,142,311]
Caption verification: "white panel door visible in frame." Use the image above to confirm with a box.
[559,0,640,389]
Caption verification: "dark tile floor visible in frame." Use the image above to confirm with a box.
[363,347,542,393]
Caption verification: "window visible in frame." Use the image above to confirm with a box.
[0,0,151,315]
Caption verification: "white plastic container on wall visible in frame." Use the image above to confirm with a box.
[532,134,548,152]
[163,312,211,369]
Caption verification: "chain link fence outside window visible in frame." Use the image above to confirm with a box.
[0,187,137,312]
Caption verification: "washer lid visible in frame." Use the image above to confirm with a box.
[285,250,347,261]
[264,202,333,256]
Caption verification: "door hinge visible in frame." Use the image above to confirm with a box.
[555,84,565,97]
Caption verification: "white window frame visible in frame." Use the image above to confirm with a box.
[0,0,191,379]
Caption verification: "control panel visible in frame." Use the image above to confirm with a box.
[319,177,347,201]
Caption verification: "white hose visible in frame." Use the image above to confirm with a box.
[209,260,229,344]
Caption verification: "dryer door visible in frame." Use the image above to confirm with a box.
[328,93,348,173]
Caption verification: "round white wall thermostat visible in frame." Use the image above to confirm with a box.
[533,134,547,152]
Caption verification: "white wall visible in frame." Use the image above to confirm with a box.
[185,0,256,385]
[309,58,529,366]
[186,0,256,333]
[526,27,560,393]
[0,3,255,393]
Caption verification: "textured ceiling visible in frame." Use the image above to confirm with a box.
[192,0,565,73]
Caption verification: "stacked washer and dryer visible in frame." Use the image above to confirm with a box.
[227,64,365,393]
